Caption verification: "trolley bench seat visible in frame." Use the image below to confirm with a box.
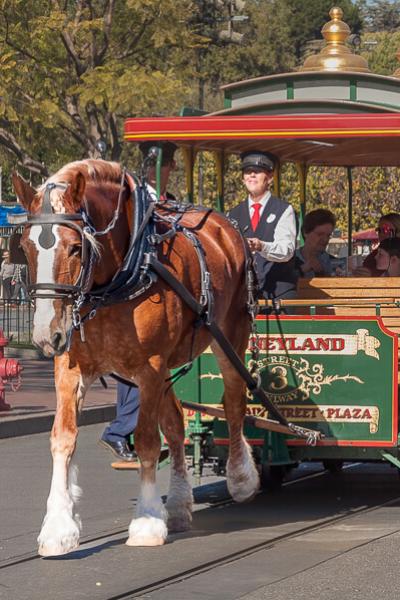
[284,277,400,336]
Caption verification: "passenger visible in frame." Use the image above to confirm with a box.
[355,213,400,277]
[11,263,28,303]
[375,238,400,276]
[0,251,16,300]
[228,150,297,301]
[100,141,177,462]
[295,209,336,278]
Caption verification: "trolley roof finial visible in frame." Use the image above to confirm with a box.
[299,6,370,73]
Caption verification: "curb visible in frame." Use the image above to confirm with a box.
[0,404,116,439]
[5,347,47,360]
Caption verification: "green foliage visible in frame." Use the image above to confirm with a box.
[285,0,363,60]
[360,0,400,32]
[0,0,195,180]
[360,30,400,75]
[0,0,397,231]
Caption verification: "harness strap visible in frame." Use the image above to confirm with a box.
[87,182,155,304]
[146,254,290,428]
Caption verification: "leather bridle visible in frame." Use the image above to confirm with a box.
[24,182,98,301]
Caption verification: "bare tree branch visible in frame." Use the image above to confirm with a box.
[106,112,122,161]
[96,0,115,65]
[0,126,48,176]
[115,17,157,61]
[2,10,41,63]
[50,0,86,77]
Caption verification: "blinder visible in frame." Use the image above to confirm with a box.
[22,181,97,300]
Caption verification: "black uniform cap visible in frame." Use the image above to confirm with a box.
[139,141,177,164]
[240,150,275,172]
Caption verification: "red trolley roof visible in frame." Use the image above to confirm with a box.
[124,114,400,167]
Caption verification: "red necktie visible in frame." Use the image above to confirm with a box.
[251,203,262,231]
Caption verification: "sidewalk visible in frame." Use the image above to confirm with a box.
[0,355,116,438]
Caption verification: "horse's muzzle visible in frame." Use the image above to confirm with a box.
[33,330,68,357]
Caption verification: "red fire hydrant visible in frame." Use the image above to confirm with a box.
[0,329,23,411]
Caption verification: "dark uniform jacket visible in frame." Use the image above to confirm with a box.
[228,195,297,299]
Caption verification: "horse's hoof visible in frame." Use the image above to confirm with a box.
[227,450,260,503]
[228,478,260,503]
[227,470,260,503]
[231,489,258,503]
[126,536,165,547]
[167,515,192,533]
[37,512,82,557]
[127,516,168,547]
[38,540,80,557]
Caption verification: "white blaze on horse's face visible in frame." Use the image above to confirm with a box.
[29,224,66,356]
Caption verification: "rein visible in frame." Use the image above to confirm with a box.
[26,182,96,300]
[21,173,161,342]
[146,254,320,446]
[24,176,320,444]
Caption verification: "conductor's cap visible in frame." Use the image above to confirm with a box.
[139,141,177,164]
[240,151,275,172]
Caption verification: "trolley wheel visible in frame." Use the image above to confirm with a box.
[323,459,344,473]
[260,464,286,490]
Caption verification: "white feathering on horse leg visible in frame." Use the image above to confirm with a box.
[37,458,82,557]
[166,470,193,533]
[126,481,167,547]
[227,437,260,503]
[68,462,82,503]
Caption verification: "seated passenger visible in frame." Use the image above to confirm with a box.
[295,209,336,278]
[356,213,400,276]
[375,238,400,276]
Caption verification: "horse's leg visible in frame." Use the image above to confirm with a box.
[212,325,260,503]
[126,357,168,547]
[159,385,193,533]
[38,354,91,556]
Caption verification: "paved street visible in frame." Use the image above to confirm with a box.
[2,425,400,600]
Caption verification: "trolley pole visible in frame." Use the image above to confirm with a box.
[347,166,353,256]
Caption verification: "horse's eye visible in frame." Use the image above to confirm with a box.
[68,244,82,257]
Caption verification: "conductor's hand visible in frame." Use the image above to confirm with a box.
[247,237,263,253]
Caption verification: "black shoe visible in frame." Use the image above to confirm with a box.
[99,438,137,462]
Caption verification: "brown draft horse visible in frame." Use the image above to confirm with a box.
[12,159,259,557]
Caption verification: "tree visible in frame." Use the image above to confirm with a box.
[0,0,195,179]
[361,30,400,75]
[360,0,400,32]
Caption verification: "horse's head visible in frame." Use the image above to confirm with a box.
[12,171,92,356]
[13,161,134,357]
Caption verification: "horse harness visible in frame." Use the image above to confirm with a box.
[21,175,320,445]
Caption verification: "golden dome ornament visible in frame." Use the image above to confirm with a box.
[300,6,370,73]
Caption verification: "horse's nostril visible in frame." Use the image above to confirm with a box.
[51,332,62,349]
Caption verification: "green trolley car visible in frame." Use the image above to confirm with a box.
[124,7,400,484]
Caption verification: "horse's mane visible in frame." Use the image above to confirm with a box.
[39,159,123,214]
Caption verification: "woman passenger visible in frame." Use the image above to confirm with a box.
[356,213,400,276]
[375,238,400,276]
[295,208,336,278]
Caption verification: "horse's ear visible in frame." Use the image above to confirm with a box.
[124,172,136,194]
[12,172,36,211]
[69,172,86,211]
